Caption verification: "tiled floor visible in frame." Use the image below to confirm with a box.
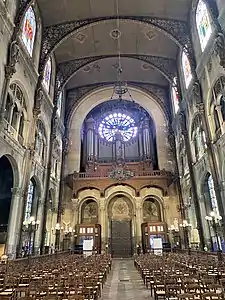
[101,259,152,300]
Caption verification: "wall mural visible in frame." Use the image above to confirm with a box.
[143,199,161,222]
[81,200,98,224]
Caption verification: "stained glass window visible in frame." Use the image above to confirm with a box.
[98,113,138,142]
[57,92,62,116]
[196,0,212,51]
[22,6,36,56]
[24,179,35,222]
[182,51,193,89]
[43,58,52,93]
[172,77,179,114]
[207,175,219,214]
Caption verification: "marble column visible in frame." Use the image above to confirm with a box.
[5,187,23,259]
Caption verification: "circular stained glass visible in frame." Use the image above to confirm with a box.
[98,112,138,142]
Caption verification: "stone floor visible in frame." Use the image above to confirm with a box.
[101,259,152,300]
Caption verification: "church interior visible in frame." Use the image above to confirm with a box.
[1,0,225,298]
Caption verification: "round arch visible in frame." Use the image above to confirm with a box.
[0,154,20,187]
[80,198,99,224]
[61,55,172,89]
[66,85,170,174]
[142,196,163,223]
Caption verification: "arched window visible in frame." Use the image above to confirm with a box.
[24,178,36,222]
[57,92,62,117]
[43,58,52,93]
[171,77,179,114]
[220,96,225,122]
[182,51,193,89]
[207,174,219,214]
[196,0,212,51]
[22,6,36,56]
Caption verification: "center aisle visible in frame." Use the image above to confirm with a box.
[101,259,151,300]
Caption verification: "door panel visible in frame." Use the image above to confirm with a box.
[111,220,132,258]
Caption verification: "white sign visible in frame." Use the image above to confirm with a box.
[152,237,163,255]
[83,239,93,257]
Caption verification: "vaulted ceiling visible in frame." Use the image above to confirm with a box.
[37,0,193,103]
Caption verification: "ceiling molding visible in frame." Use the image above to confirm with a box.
[57,54,176,89]
[39,16,189,73]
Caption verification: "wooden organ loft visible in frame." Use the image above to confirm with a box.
[66,101,176,254]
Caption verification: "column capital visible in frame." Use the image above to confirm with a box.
[11,187,23,197]
[196,103,205,114]
[215,105,222,112]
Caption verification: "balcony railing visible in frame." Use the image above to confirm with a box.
[73,169,173,179]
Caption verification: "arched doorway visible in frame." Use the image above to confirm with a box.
[0,156,14,253]
[108,196,133,258]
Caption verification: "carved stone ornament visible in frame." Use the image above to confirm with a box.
[5,41,20,79]
[35,88,44,112]
[214,33,225,69]
[167,128,176,151]
[192,80,201,104]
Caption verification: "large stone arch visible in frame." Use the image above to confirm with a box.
[66,85,170,175]
[59,55,174,89]
[0,154,20,187]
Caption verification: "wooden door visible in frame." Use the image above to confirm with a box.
[111,220,132,258]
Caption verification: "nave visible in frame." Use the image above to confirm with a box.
[1,252,225,299]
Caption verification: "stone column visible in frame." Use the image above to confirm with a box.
[99,199,106,249]
[71,198,79,227]
[215,105,225,134]
[5,187,23,259]
[7,102,14,126]
[34,197,44,255]
[135,197,142,246]
[15,111,21,138]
